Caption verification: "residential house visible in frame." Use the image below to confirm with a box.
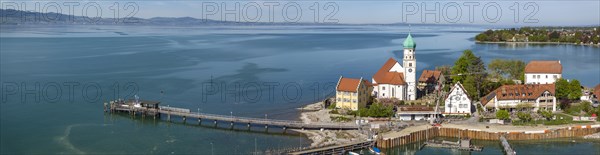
[418,70,445,95]
[524,61,562,84]
[480,84,557,112]
[444,82,472,115]
[335,76,372,111]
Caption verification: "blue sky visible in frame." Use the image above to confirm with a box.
[3,0,599,26]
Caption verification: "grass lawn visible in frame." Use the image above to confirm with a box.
[513,113,576,126]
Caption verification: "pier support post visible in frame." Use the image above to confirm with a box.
[247,123,251,129]
[214,120,218,126]
[183,116,186,123]
[230,122,234,129]
[167,113,171,122]
[198,118,202,125]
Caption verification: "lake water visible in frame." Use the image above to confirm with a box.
[1,25,599,154]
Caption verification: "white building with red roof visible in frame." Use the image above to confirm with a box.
[480,84,557,112]
[524,60,562,84]
[372,34,417,100]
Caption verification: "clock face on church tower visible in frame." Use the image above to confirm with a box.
[408,69,413,72]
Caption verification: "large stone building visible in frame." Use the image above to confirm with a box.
[481,84,557,112]
[524,60,562,84]
[335,76,372,111]
[372,34,417,100]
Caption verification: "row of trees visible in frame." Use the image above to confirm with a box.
[475,27,600,44]
[443,50,524,101]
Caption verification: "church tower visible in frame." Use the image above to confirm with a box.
[403,33,417,100]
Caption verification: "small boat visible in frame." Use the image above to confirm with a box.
[348,151,360,155]
[369,147,381,155]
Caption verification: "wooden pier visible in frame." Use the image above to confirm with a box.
[423,138,483,152]
[105,99,359,130]
[287,140,374,155]
[500,136,516,155]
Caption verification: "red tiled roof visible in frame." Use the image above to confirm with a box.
[419,70,442,83]
[525,61,562,74]
[337,77,361,92]
[480,84,555,106]
[373,58,406,85]
[337,77,370,92]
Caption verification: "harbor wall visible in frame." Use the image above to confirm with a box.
[377,124,600,148]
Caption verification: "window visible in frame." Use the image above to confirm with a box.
[353,99,357,103]
[382,87,385,90]
[553,75,558,79]
[546,75,548,79]
[337,98,341,101]
[409,63,412,67]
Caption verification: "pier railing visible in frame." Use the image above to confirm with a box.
[158,109,359,130]
[109,103,359,130]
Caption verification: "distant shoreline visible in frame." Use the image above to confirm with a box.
[475,41,600,47]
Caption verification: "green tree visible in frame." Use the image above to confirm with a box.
[568,80,582,100]
[452,50,487,100]
[496,110,510,120]
[517,112,532,122]
[452,50,477,83]
[487,59,525,81]
[555,78,570,99]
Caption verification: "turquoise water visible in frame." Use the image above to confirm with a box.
[1,25,599,154]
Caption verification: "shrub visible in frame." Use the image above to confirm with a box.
[355,103,394,118]
[328,103,337,109]
[496,110,510,120]
[517,112,532,122]
[538,109,553,120]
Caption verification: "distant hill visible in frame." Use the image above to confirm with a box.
[0,9,345,26]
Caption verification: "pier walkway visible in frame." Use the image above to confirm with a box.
[500,136,516,155]
[287,140,374,155]
[107,100,359,130]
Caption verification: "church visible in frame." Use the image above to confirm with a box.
[372,34,417,100]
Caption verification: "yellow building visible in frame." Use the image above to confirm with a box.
[335,76,373,111]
